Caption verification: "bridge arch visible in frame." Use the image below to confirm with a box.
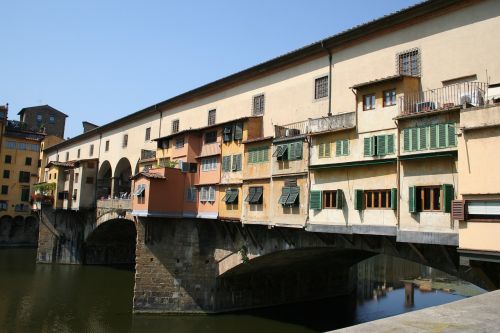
[83,218,136,265]
[97,160,112,199]
[0,215,13,240]
[113,158,132,198]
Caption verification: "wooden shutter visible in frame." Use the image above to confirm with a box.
[391,188,398,210]
[234,122,243,140]
[335,141,342,156]
[452,200,465,220]
[295,142,303,159]
[410,127,418,151]
[363,137,372,157]
[418,126,428,150]
[232,155,238,171]
[336,189,343,209]
[319,142,325,158]
[438,123,447,148]
[236,154,242,171]
[387,134,394,154]
[342,140,349,156]
[354,189,364,210]
[262,147,269,162]
[448,123,457,147]
[442,184,454,213]
[223,156,231,171]
[430,124,438,149]
[310,191,322,210]
[324,142,331,157]
[409,186,417,213]
[403,129,410,152]
[377,135,386,156]
[223,125,233,142]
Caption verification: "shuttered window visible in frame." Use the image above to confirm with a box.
[222,156,231,172]
[409,184,453,213]
[232,154,242,171]
[318,142,331,158]
[234,122,244,141]
[248,146,269,164]
[404,123,456,152]
[335,140,349,156]
[310,191,322,210]
[222,188,239,204]
[279,186,300,206]
[246,187,263,204]
[288,142,303,160]
[364,135,394,157]
[186,187,198,202]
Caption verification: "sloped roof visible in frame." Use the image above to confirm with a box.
[130,171,166,180]
[18,105,68,117]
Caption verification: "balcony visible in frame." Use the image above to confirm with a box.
[274,112,356,139]
[398,82,488,117]
[140,149,156,161]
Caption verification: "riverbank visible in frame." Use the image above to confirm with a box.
[332,289,500,332]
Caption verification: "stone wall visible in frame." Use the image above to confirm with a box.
[0,215,38,246]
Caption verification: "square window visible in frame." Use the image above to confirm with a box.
[25,157,32,166]
[1,185,8,195]
[246,186,263,204]
[3,170,10,179]
[416,186,442,212]
[398,49,420,76]
[314,76,329,99]
[175,137,185,149]
[36,114,42,122]
[204,131,217,144]
[363,94,376,110]
[323,191,337,209]
[4,155,11,164]
[49,115,55,124]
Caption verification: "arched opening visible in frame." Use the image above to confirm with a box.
[10,216,25,239]
[113,158,132,198]
[83,218,136,266]
[97,160,113,199]
[0,215,13,242]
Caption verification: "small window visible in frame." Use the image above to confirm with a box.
[77,149,81,158]
[248,146,269,164]
[204,131,217,144]
[72,189,78,201]
[89,144,94,156]
[1,185,8,195]
[363,94,376,110]
[323,191,337,209]
[4,155,11,164]
[25,157,32,166]
[246,186,263,204]
[49,115,55,124]
[318,142,331,158]
[186,187,198,202]
[232,154,242,172]
[314,76,329,99]
[64,172,70,181]
[36,114,42,122]
[3,170,10,179]
[175,137,184,149]
[201,157,217,172]
[122,134,128,148]
[365,190,391,209]
[417,186,442,212]
[383,89,396,107]
[86,176,94,184]
[335,140,349,156]
[0,200,7,211]
[279,186,300,206]
[273,145,288,161]
[105,140,110,152]
[172,119,179,134]
[145,127,151,141]
[253,94,265,116]
[398,49,420,76]
[18,143,26,150]
[200,186,216,202]
[74,173,79,183]
[208,109,216,126]
[65,152,69,161]
[135,184,146,204]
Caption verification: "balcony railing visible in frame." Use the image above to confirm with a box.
[140,149,156,160]
[97,198,132,211]
[274,112,356,139]
[398,82,488,116]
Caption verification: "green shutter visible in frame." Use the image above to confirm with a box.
[442,184,454,213]
[377,135,386,156]
[438,123,447,148]
[409,186,417,213]
[430,124,437,149]
[249,150,255,164]
[287,143,294,160]
[342,140,349,156]
[310,191,322,210]
[324,142,331,157]
[403,129,410,152]
[390,188,397,210]
[319,143,325,158]
[386,134,394,154]
[354,189,364,210]
[335,141,342,156]
[222,156,231,171]
[410,127,418,151]
[295,141,303,159]
[336,189,343,209]
[448,123,456,147]
[364,137,372,157]
[418,126,428,150]
[263,147,269,162]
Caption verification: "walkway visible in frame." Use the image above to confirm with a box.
[332,290,500,333]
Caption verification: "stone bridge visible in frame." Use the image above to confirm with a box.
[36,210,497,314]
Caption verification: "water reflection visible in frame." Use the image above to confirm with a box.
[0,249,484,333]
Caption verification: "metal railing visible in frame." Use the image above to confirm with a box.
[399,81,488,116]
[274,112,356,139]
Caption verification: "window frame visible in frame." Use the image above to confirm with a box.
[246,186,263,205]
[175,137,185,149]
[416,185,442,212]
[252,94,265,116]
[145,127,151,141]
[364,189,392,209]
[363,93,376,111]
[383,89,397,107]
[323,190,337,209]
[314,75,329,100]
[397,48,420,76]
[204,130,217,144]
[25,157,32,166]
[171,119,180,134]
[208,109,216,126]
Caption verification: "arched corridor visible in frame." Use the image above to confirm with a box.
[97,160,112,199]
[113,158,132,198]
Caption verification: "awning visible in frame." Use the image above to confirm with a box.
[134,184,145,196]
[246,187,263,203]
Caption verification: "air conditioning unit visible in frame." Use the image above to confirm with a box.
[460,89,484,106]
[415,101,436,113]
[285,128,300,137]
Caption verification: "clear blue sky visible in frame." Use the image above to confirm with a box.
[0,0,420,138]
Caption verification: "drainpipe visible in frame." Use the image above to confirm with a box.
[321,41,333,117]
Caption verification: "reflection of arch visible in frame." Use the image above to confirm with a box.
[0,215,13,239]
[83,218,136,265]
[97,160,112,199]
[113,158,132,198]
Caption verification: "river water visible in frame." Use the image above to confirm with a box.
[0,248,483,333]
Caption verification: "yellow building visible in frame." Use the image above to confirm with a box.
[0,119,44,217]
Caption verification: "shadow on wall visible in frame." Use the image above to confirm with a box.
[0,215,39,246]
